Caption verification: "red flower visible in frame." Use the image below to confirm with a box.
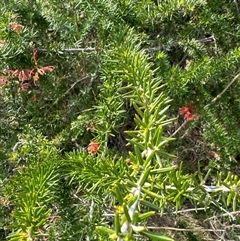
[184,111,194,121]
[87,141,99,155]
[179,106,190,115]
[179,106,195,121]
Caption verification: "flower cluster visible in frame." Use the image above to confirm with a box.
[179,106,194,121]
[0,49,54,92]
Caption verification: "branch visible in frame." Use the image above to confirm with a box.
[52,76,90,106]
[146,36,216,53]
[103,207,209,218]
[146,226,225,232]
[163,207,208,215]
[204,211,240,222]
[211,71,240,103]
[36,47,96,53]
[165,184,230,193]
[204,71,240,109]
[35,36,215,54]
[197,35,216,44]
[170,120,188,137]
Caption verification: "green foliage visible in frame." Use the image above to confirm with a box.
[1,0,240,240]
[5,162,58,241]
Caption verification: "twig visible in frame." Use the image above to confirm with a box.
[146,36,216,53]
[178,53,188,67]
[197,35,216,44]
[52,75,90,106]
[204,211,240,222]
[211,71,240,103]
[101,133,108,159]
[226,224,240,229]
[34,36,216,55]
[210,200,235,221]
[46,215,61,221]
[85,63,100,95]
[86,199,95,241]
[102,213,114,217]
[146,226,225,232]
[164,185,230,193]
[163,207,208,215]
[35,36,215,55]
[171,120,187,137]
[36,47,96,53]
[198,34,218,55]
[204,71,240,109]
[209,220,225,240]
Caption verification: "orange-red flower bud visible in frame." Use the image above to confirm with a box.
[87,141,99,155]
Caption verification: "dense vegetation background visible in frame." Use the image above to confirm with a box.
[1,0,240,240]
